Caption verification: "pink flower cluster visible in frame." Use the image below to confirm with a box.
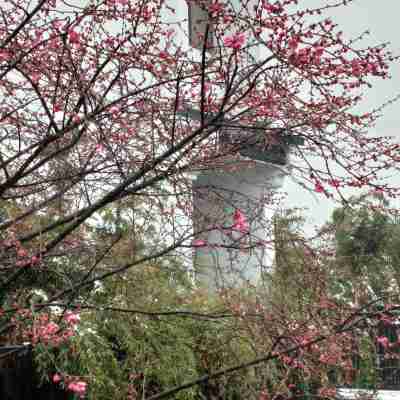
[68,381,87,398]
[24,311,80,346]
[53,374,87,398]
[281,355,304,369]
[64,311,80,325]
[262,1,283,15]
[223,33,246,50]
[68,30,80,44]
[377,336,390,349]
[232,209,249,234]
[3,233,41,268]
[318,387,337,398]
[319,352,341,366]
[209,1,224,17]
[314,181,325,194]
[259,389,270,400]
[192,239,207,247]
[32,320,74,346]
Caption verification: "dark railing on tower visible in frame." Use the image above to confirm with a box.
[177,107,304,166]
[376,323,400,390]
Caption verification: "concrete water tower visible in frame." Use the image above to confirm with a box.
[185,0,303,291]
[191,122,301,291]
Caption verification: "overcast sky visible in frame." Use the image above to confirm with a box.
[282,0,400,230]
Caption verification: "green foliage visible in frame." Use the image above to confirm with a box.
[351,335,381,390]
[270,202,400,393]
[31,258,265,399]
[33,320,126,399]
[84,267,263,399]
[269,209,325,317]
[328,195,400,303]
[28,198,400,399]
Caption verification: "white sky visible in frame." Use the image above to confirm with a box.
[282,0,400,230]
[152,0,399,232]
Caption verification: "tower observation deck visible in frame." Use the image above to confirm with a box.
[181,107,303,290]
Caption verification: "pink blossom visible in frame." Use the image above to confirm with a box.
[0,50,11,62]
[17,248,27,258]
[31,255,39,265]
[313,46,324,58]
[62,329,75,341]
[64,311,80,325]
[68,380,87,398]
[314,181,325,193]
[223,33,246,50]
[223,15,233,24]
[288,36,300,50]
[72,114,82,124]
[192,239,207,247]
[68,30,80,44]
[209,2,224,17]
[318,387,337,398]
[328,179,340,188]
[259,389,269,400]
[50,336,64,347]
[282,355,293,365]
[44,322,59,336]
[31,72,40,84]
[377,336,390,349]
[165,28,175,39]
[29,312,79,346]
[16,260,28,267]
[53,373,62,384]
[95,143,105,152]
[232,209,249,233]
[53,104,62,113]
[263,2,283,14]
[319,353,337,365]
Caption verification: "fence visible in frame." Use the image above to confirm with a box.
[0,345,70,400]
